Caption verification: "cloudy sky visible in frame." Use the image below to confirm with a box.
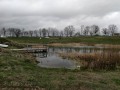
[0,0,120,31]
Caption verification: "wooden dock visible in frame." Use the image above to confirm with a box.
[11,48,47,53]
[11,45,48,53]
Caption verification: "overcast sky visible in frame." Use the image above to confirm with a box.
[0,0,120,31]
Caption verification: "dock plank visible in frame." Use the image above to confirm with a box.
[11,48,47,53]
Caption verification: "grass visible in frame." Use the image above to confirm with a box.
[0,37,120,89]
[6,36,120,44]
[0,38,10,43]
[0,49,120,90]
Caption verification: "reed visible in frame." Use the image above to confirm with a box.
[59,51,120,70]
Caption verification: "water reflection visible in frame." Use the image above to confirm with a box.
[36,46,103,69]
[37,55,77,69]
[48,46,103,54]
[35,52,47,58]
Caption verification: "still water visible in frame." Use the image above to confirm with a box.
[36,46,103,69]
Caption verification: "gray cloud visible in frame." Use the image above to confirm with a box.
[0,0,120,31]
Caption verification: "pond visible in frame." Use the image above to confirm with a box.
[35,46,104,69]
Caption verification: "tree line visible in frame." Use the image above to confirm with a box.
[0,24,118,37]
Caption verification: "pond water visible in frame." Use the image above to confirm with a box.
[36,46,104,69]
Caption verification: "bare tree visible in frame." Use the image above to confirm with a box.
[60,30,64,37]
[75,32,81,37]
[89,31,94,36]
[42,28,47,37]
[48,27,55,37]
[91,25,100,35]
[29,31,34,37]
[108,24,117,36]
[54,29,59,37]
[80,25,84,35]
[47,27,52,37]
[69,25,75,37]
[34,30,38,37]
[20,28,25,37]
[83,26,90,36]
[39,29,42,37]
[24,31,29,37]
[50,28,58,37]
[102,28,109,36]
[2,28,6,37]
[64,25,75,37]
[8,28,14,37]
[52,30,55,37]
[64,27,69,37]
[13,28,21,37]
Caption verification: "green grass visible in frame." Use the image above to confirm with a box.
[0,38,10,43]
[112,79,120,85]
[6,36,120,45]
[0,49,120,90]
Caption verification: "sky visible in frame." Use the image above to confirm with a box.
[0,0,120,31]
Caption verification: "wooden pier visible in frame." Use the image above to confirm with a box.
[11,45,48,53]
[11,48,47,53]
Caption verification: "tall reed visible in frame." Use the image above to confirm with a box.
[59,51,120,70]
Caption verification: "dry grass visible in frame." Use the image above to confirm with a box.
[95,44,120,49]
[59,51,120,70]
[49,43,120,51]
[48,43,87,47]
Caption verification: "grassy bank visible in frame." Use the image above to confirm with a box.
[0,49,120,90]
[0,37,120,89]
[6,36,120,45]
